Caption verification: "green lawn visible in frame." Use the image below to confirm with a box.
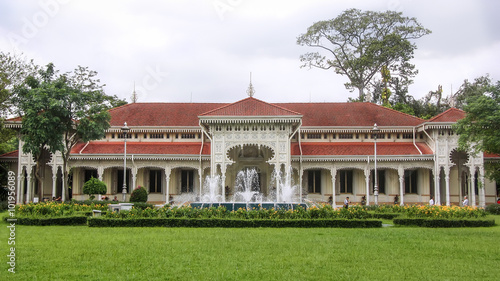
[2,214,500,280]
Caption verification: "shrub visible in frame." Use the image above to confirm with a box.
[12,216,88,226]
[485,203,500,215]
[130,186,148,202]
[82,177,107,200]
[0,201,8,212]
[393,218,495,227]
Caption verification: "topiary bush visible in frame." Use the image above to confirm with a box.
[130,186,148,202]
[485,203,500,215]
[83,177,107,200]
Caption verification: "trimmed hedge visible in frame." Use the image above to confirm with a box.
[88,217,382,228]
[393,218,495,227]
[10,216,88,226]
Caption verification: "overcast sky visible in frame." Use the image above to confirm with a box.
[1,0,499,104]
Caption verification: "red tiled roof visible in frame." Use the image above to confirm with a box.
[484,152,500,158]
[276,102,423,127]
[109,101,423,127]
[200,97,301,117]
[0,150,19,158]
[291,142,433,156]
[427,108,466,123]
[6,116,22,122]
[108,103,226,127]
[71,142,210,155]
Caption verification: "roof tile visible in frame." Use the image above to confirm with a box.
[427,108,466,123]
[291,142,433,156]
[71,142,210,155]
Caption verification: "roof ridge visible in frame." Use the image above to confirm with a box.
[107,102,133,113]
[199,97,302,116]
[365,102,424,123]
[0,150,19,157]
[426,107,464,122]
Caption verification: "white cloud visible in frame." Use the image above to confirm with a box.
[0,0,498,104]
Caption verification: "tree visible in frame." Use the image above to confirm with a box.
[454,78,500,182]
[0,52,39,168]
[297,9,431,101]
[13,63,126,201]
[83,177,107,200]
[0,52,39,116]
[445,75,492,110]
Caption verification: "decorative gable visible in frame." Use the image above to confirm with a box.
[199,97,302,124]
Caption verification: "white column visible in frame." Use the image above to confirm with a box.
[52,166,58,199]
[165,167,171,204]
[435,167,441,206]
[198,168,203,200]
[479,166,486,207]
[132,167,137,192]
[26,174,32,204]
[61,175,66,202]
[52,174,57,199]
[398,167,404,206]
[444,166,450,206]
[299,168,304,203]
[97,166,104,181]
[17,169,24,204]
[330,167,337,208]
[470,168,476,207]
[364,168,370,206]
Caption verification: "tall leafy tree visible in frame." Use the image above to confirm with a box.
[0,52,39,157]
[454,78,500,182]
[297,9,431,101]
[0,52,39,116]
[13,63,126,201]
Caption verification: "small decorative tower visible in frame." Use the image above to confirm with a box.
[246,72,255,98]
[131,82,138,103]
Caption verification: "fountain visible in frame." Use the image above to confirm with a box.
[232,168,263,203]
[271,166,300,203]
[190,167,306,211]
[200,174,224,203]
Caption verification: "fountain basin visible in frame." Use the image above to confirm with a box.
[190,202,307,211]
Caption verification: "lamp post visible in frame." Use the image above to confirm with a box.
[121,122,130,201]
[372,123,380,206]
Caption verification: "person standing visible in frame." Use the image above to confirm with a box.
[429,196,434,206]
[463,196,469,206]
[344,197,350,209]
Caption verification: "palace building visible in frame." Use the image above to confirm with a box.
[2,94,499,206]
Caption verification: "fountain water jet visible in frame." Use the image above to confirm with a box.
[271,166,300,203]
[200,174,224,203]
[232,168,262,203]
[190,166,307,211]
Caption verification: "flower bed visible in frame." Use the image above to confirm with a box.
[367,204,487,219]
[16,201,109,217]
[103,204,372,220]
